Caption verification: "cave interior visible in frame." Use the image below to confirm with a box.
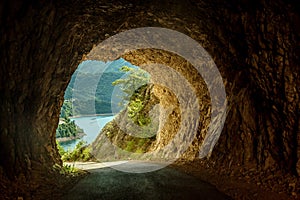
[0,0,299,199]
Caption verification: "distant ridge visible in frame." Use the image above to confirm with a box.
[63,58,139,115]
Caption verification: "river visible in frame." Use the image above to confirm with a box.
[59,115,115,151]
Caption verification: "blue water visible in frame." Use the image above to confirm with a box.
[59,115,114,151]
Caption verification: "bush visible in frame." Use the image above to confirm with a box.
[125,141,135,152]
[57,140,95,162]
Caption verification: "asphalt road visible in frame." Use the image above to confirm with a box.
[62,161,232,200]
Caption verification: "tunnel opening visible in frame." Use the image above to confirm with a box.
[57,39,214,172]
[55,58,156,155]
[56,58,146,150]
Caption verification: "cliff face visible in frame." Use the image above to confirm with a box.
[0,0,299,198]
[92,78,185,161]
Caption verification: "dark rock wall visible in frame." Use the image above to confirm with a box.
[0,0,61,179]
[197,0,300,174]
[0,0,299,197]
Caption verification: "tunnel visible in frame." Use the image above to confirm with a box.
[0,0,299,199]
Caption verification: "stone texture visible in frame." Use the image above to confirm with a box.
[0,0,299,198]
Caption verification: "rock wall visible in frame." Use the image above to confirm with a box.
[91,50,210,162]
[0,0,299,198]
[198,0,300,174]
[91,83,179,161]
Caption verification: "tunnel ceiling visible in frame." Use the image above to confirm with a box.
[0,0,299,198]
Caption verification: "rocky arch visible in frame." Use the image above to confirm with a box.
[0,0,299,198]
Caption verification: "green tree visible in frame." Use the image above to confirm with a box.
[56,141,65,155]
[112,66,150,106]
[112,66,156,128]
[56,116,83,138]
[60,100,73,118]
[60,140,94,162]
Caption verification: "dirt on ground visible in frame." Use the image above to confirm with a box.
[172,159,299,200]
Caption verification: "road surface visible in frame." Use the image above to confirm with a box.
[62,161,231,200]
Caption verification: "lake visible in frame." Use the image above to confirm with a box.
[59,115,115,151]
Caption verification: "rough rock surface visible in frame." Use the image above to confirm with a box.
[0,0,299,199]
[91,50,211,162]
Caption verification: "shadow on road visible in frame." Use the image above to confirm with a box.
[62,161,232,200]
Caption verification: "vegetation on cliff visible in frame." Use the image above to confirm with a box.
[112,65,150,106]
[57,141,94,162]
[91,78,162,160]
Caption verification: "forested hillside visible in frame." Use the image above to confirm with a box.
[56,117,84,139]
[61,58,139,116]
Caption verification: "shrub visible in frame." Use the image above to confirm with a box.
[57,140,95,162]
